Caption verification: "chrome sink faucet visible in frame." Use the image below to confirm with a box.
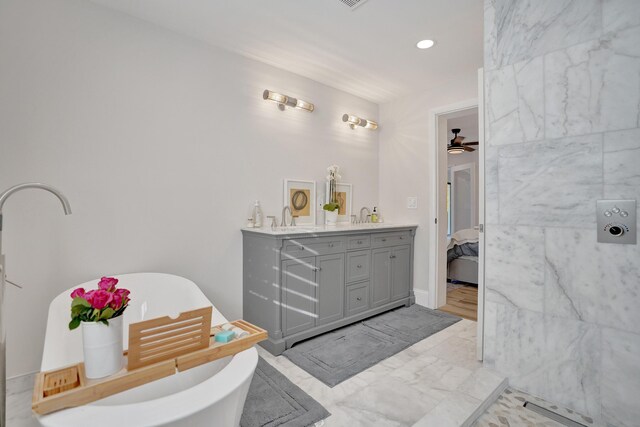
[281,206,291,227]
[0,183,72,427]
[360,207,371,223]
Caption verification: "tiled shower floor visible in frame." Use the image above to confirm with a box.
[473,387,597,427]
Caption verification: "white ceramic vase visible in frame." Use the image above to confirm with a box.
[82,315,124,379]
[325,210,338,226]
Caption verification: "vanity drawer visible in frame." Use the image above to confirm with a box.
[371,231,411,248]
[345,282,369,317]
[282,236,346,258]
[347,235,371,250]
[346,250,370,283]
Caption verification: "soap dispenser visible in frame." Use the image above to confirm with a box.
[253,200,263,228]
[371,207,379,223]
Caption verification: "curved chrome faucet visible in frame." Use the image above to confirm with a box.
[281,206,291,227]
[359,206,371,223]
[0,183,72,427]
[0,182,72,222]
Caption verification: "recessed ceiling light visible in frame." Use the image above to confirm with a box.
[416,39,435,49]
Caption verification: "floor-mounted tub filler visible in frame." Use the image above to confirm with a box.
[37,273,258,427]
[0,183,72,427]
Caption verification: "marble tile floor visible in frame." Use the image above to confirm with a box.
[473,387,598,427]
[258,319,507,427]
[7,319,506,427]
[6,371,38,427]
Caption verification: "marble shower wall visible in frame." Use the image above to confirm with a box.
[483,1,640,426]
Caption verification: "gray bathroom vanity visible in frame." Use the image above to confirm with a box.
[242,224,418,355]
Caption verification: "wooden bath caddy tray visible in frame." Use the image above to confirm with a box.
[32,307,267,415]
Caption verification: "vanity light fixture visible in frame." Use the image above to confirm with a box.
[263,90,314,112]
[342,114,378,130]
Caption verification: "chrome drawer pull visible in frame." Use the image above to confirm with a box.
[357,240,362,244]
[357,264,362,268]
[329,243,334,247]
[399,236,404,240]
[390,255,396,259]
[313,267,321,271]
[299,245,305,250]
[381,238,387,242]
[356,297,362,301]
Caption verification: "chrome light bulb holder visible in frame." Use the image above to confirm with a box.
[342,113,378,130]
[263,90,314,112]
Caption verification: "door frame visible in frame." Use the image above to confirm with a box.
[427,68,485,360]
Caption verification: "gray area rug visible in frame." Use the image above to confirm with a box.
[241,357,330,427]
[283,305,461,387]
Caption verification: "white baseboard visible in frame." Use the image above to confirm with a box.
[414,289,429,307]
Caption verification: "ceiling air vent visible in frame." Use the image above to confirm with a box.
[338,0,369,10]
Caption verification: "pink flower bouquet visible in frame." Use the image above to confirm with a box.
[68,276,131,330]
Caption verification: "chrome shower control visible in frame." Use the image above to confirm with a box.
[597,200,636,244]
[608,225,624,236]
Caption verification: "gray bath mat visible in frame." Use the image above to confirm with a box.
[241,357,330,427]
[283,305,461,387]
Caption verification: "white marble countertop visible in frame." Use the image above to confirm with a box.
[241,222,418,236]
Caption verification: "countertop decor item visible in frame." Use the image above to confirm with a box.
[323,165,342,226]
[68,277,131,379]
[325,182,352,224]
[283,179,316,226]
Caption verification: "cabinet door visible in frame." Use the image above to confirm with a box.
[316,253,345,326]
[282,257,317,336]
[391,245,411,300]
[371,248,392,307]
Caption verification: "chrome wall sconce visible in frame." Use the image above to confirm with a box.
[263,90,314,112]
[342,114,378,130]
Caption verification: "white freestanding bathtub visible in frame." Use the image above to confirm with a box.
[37,273,258,427]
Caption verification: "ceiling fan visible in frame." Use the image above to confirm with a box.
[447,128,478,154]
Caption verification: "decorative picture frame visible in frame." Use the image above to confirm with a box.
[325,182,352,223]
[283,179,316,226]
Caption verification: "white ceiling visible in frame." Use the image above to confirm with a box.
[89,0,483,104]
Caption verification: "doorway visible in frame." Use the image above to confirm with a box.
[427,70,485,360]
[440,119,479,321]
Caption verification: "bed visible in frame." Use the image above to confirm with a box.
[447,228,479,285]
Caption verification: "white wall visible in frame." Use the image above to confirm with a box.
[0,0,379,377]
[484,1,640,425]
[378,76,478,302]
[447,114,480,233]
[447,150,479,168]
